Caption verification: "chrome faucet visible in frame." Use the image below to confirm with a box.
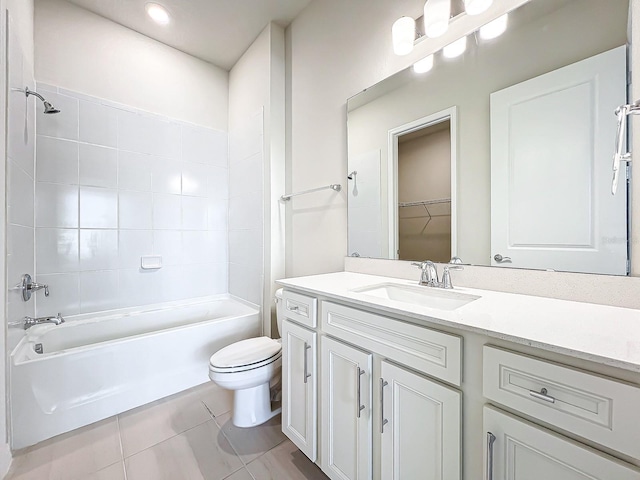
[10,313,65,330]
[412,261,463,289]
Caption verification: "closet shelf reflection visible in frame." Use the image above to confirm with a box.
[399,198,451,231]
[398,198,451,208]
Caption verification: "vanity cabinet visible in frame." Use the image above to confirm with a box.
[380,361,461,480]
[321,336,373,480]
[484,406,640,480]
[282,318,318,461]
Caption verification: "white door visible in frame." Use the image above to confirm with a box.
[380,361,461,480]
[321,336,372,480]
[490,46,627,275]
[484,406,640,480]
[282,320,317,461]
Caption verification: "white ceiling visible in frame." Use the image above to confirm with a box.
[65,0,312,70]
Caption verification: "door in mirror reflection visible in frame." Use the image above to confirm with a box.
[491,46,627,275]
[398,121,452,261]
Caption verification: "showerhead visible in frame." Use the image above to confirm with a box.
[347,170,357,180]
[43,101,61,114]
[25,87,61,114]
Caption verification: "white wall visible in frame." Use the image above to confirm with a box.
[228,23,285,335]
[286,0,528,277]
[33,84,229,316]
[34,0,228,131]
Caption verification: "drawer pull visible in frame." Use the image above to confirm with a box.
[289,305,299,312]
[529,387,556,403]
[486,432,496,480]
[303,343,311,384]
[380,378,389,434]
[357,367,365,418]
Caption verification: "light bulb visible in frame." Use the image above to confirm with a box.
[443,36,467,58]
[479,14,508,40]
[392,17,416,56]
[145,3,170,25]
[424,0,450,39]
[464,0,493,15]
[413,55,434,74]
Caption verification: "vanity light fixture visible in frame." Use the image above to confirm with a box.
[424,0,451,38]
[145,2,170,25]
[443,36,467,58]
[392,17,416,55]
[479,14,508,40]
[463,0,493,15]
[413,54,434,74]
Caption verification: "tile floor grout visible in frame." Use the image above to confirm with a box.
[115,416,128,480]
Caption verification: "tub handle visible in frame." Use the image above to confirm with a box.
[303,343,311,384]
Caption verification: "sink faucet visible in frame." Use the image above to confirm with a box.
[10,313,65,330]
[412,261,463,289]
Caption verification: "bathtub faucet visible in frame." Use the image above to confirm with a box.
[11,313,65,330]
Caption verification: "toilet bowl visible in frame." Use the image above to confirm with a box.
[208,289,284,427]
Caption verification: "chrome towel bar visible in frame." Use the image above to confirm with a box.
[281,183,342,201]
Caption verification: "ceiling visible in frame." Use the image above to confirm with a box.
[65,0,312,70]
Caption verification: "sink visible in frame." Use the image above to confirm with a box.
[352,283,480,311]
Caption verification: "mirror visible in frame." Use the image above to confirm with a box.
[347,0,630,275]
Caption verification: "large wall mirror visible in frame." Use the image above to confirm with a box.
[347,0,630,275]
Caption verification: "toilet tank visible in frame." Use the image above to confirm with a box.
[275,288,284,336]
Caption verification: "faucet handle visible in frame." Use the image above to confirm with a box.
[441,265,463,289]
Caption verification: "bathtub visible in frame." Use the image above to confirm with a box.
[10,295,261,449]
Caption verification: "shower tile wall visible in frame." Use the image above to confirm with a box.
[228,110,264,306]
[33,84,229,316]
[6,28,36,350]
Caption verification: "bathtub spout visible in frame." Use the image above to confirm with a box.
[14,313,65,330]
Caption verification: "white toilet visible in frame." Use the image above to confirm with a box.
[208,289,284,427]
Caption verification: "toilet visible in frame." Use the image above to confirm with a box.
[208,289,284,427]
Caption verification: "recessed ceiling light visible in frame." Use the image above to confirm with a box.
[145,3,170,25]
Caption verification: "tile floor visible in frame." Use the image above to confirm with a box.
[5,382,329,480]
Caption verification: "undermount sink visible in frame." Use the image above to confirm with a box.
[352,283,480,311]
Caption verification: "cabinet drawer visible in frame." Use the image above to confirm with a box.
[322,301,461,386]
[282,290,317,328]
[483,345,640,459]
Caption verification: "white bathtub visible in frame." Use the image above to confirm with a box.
[10,295,261,449]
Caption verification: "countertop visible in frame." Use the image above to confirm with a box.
[276,272,640,373]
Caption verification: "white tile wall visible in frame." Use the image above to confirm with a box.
[228,110,264,306]
[34,84,229,316]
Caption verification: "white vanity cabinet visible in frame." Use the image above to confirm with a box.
[282,319,317,461]
[484,406,640,480]
[380,361,461,480]
[321,336,373,480]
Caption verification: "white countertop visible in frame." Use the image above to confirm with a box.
[276,272,640,373]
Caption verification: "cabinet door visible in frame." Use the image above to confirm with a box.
[282,320,317,461]
[484,406,640,480]
[321,336,373,480]
[380,361,461,480]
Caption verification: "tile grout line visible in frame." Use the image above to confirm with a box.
[115,415,129,480]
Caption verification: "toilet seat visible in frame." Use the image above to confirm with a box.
[209,336,282,373]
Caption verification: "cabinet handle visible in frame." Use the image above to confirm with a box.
[529,387,555,403]
[380,378,389,434]
[486,432,496,480]
[289,305,299,312]
[303,343,311,384]
[356,367,365,418]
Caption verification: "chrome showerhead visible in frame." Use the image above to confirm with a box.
[43,101,60,114]
[25,87,61,115]
[347,170,357,180]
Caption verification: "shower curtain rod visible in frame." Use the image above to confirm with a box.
[281,184,342,201]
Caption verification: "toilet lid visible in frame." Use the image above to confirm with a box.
[209,336,282,369]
